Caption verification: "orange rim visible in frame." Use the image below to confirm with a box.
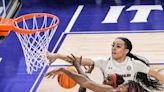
[13,13,60,34]
[0,31,10,36]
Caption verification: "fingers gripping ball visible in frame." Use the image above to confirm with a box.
[57,66,77,89]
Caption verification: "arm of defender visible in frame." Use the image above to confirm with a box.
[45,68,114,92]
[148,68,164,83]
[59,68,114,92]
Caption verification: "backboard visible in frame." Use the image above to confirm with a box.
[0,0,22,43]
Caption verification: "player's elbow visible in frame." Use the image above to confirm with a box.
[80,80,91,88]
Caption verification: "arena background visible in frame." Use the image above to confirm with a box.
[0,0,164,92]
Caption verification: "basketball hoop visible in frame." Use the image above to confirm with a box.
[0,13,60,74]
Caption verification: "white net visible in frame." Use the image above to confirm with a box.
[14,14,59,74]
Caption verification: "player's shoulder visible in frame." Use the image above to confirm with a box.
[130,58,147,66]
[93,56,109,61]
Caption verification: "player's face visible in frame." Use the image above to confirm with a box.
[111,39,128,62]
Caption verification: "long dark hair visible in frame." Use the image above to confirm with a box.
[117,37,163,90]
[128,80,149,92]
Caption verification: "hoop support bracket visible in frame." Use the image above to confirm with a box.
[0,18,13,36]
[0,18,14,30]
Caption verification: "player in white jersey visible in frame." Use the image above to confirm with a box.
[46,54,148,92]
[93,56,148,82]
[47,37,164,91]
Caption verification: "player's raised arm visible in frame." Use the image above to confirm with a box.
[47,52,94,66]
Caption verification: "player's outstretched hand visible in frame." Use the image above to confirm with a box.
[67,54,81,67]
[45,68,62,79]
[47,51,58,64]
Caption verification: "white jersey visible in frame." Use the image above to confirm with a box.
[93,56,150,82]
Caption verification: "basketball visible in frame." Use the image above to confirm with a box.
[57,66,77,89]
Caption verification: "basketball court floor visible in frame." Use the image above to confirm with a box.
[0,0,164,92]
[38,32,164,92]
